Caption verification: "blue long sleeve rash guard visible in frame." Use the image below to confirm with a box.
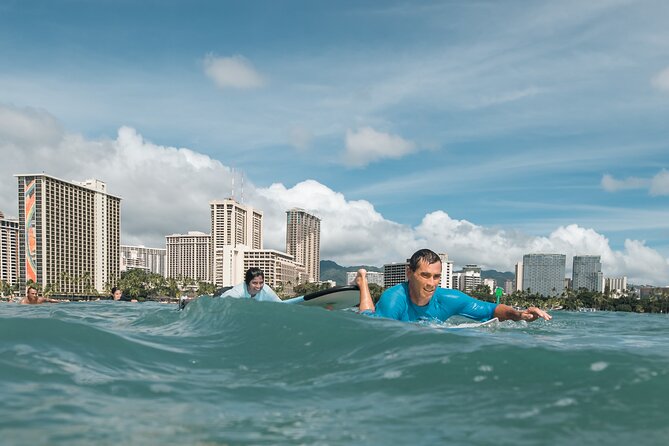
[366,282,497,322]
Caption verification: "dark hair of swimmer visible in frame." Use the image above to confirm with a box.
[244,267,264,285]
[408,249,442,272]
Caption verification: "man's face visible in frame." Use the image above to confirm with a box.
[407,260,442,305]
[27,288,38,301]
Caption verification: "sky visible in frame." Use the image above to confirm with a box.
[0,0,668,285]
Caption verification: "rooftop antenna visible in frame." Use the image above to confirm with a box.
[230,167,235,201]
[240,171,245,204]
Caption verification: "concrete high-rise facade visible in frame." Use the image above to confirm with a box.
[243,249,305,291]
[384,262,407,288]
[483,278,496,294]
[504,279,514,295]
[458,264,482,293]
[210,199,262,250]
[210,199,262,286]
[522,253,566,297]
[166,231,211,282]
[605,276,627,297]
[285,208,321,282]
[346,271,384,287]
[121,245,167,276]
[438,253,454,289]
[0,211,19,287]
[15,174,120,295]
[572,255,604,292]
[514,262,523,292]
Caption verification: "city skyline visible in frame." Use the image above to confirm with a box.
[0,1,668,285]
[0,173,654,288]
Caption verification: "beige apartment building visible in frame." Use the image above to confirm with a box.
[243,249,305,292]
[0,211,19,288]
[121,245,167,276]
[15,174,120,295]
[165,231,211,282]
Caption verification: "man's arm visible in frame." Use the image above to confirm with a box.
[356,269,375,312]
[494,304,552,322]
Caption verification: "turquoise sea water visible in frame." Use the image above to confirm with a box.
[1,298,668,445]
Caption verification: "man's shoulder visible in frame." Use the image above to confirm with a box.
[381,283,408,298]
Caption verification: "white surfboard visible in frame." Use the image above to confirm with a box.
[448,317,499,329]
[283,285,360,310]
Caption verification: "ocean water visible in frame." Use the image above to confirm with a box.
[1,298,668,446]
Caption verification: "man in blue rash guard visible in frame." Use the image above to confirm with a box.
[356,249,551,323]
[219,267,282,302]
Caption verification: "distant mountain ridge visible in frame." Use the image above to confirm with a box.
[320,260,514,287]
[480,270,515,287]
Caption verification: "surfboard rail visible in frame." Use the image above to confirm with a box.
[283,285,360,310]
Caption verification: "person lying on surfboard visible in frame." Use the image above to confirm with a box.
[19,285,60,305]
[356,249,551,323]
[219,267,282,302]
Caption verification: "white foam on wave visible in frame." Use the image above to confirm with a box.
[590,361,608,372]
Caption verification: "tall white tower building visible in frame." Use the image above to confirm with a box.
[0,211,19,288]
[438,253,454,289]
[210,199,263,286]
[285,208,321,282]
[572,255,603,292]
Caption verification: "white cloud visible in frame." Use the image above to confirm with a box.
[651,66,669,92]
[1,103,667,285]
[601,173,649,192]
[344,126,416,167]
[0,103,63,146]
[203,54,265,89]
[602,171,669,196]
[650,169,669,196]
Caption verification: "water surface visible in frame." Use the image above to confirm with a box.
[1,299,667,445]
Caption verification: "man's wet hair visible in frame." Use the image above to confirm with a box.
[244,267,265,285]
[408,249,442,271]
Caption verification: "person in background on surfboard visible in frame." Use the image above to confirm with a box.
[219,267,282,302]
[110,287,137,302]
[19,285,60,305]
[356,249,551,323]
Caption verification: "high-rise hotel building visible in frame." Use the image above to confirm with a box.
[438,253,454,289]
[121,245,167,276]
[0,211,20,287]
[166,231,211,282]
[522,253,566,297]
[15,174,120,295]
[384,262,407,288]
[210,199,263,286]
[572,255,604,292]
[285,208,321,282]
[243,249,305,291]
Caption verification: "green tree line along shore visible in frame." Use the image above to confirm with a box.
[3,271,668,313]
[469,285,669,314]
